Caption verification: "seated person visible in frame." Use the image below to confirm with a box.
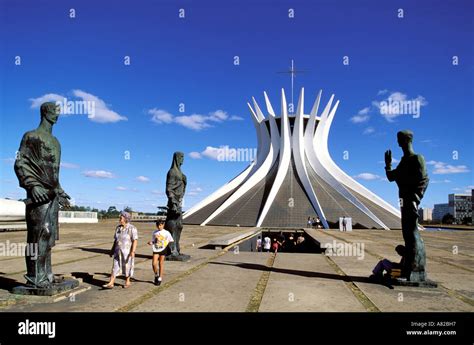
[296,233,305,245]
[370,245,405,281]
[286,233,296,252]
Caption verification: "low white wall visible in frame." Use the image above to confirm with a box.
[1,200,98,224]
[0,199,26,221]
[59,211,98,223]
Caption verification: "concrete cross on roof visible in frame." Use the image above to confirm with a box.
[277,59,308,114]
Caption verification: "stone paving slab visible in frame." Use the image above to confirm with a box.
[131,251,269,312]
[259,253,366,312]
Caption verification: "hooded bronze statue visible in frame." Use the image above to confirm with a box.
[164,152,190,261]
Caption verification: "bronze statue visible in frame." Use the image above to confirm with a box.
[14,102,71,288]
[385,130,429,282]
[164,152,190,261]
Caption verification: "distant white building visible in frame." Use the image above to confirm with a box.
[0,199,25,222]
[58,211,98,223]
[418,207,433,222]
[0,198,97,224]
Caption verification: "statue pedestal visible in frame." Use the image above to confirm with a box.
[166,254,191,262]
[12,275,80,296]
[392,277,438,288]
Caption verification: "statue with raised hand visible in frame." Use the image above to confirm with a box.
[164,152,190,261]
[14,102,71,288]
[385,130,429,282]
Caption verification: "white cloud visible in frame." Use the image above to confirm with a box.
[116,186,128,191]
[30,90,127,123]
[72,89,127,123]
[352,90,428,124]
[188,187,203,196]
[148,108,241,131]
[188,146,223,160]
[151,190,164,195]
[427,161,470,174]
[208,110,228,122]
[431,179,451,184]
[350,107,371,123]
[350,115,370,124]
[452,185,474,193]
[149,108,173,124]
[189,152,202,159]
[61,162,80,169]
[29,93,64,108]
[363,127,375,135]
[201,146,222,160]
[373,91,428,122]
[353,173,382,181]
[175,114,212,131]
[136,176,150,183]
[82,170,116,179]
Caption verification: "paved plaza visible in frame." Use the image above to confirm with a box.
[0,220,473,312]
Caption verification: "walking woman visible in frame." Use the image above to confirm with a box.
[103,211,138,289]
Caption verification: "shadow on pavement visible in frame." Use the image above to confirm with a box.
[0,275,26,292]
[71,271,155,289]
[209,261,393,288]
[76,247,152,260]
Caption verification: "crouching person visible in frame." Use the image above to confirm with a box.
[370,245,405,281]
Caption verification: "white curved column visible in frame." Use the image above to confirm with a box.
[201,92,280,225]
[305,98,390,229]
[249,98,271,173]
[316,97,401,220]
[288,88,329,228]
[256,89,292,226]
[184,103,264,220]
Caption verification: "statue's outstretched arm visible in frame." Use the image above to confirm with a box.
[384,149,398,182]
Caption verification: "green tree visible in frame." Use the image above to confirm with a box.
[106,206,120,218]
[442,213,454,225]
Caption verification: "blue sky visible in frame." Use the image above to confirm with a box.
[1,0,473,213]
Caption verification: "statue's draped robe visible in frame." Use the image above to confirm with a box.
[386,153,429,280]
[165,153,187,255]
[14,130,62,287]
